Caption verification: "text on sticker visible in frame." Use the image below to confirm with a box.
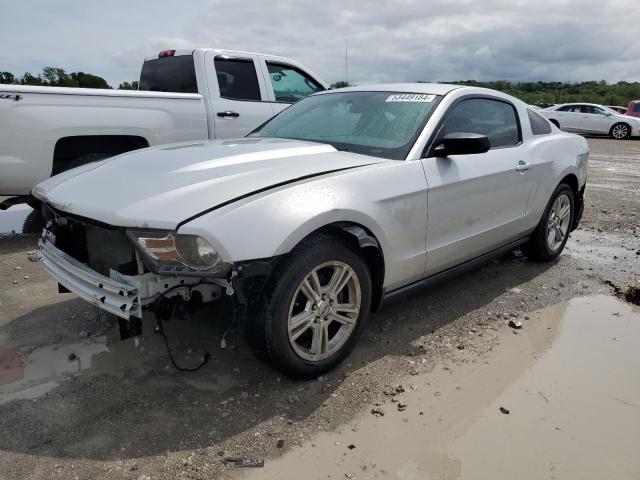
[386,94,435,103]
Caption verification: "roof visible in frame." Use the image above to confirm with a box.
[323,83,463,95]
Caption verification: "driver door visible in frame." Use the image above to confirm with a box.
[421,97,535,275]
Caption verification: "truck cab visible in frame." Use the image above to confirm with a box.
[140,48,327,139]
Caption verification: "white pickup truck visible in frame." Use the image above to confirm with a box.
[0,48,327,206]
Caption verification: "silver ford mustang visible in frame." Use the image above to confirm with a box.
[33,83,588,377]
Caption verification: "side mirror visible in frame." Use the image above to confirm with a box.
[431,132,491,157]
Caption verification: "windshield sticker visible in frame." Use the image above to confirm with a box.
[386,94,435,103]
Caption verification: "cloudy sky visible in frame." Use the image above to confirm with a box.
[2,0,639,87]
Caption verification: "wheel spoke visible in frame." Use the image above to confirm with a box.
[547,229,556,247]
[289,310,316,340]
[309,270,323,297]
[301,277,321,303]
[332,269,352,297]
[327,265,346,296]
[310,323,328,357]
[555,225,564,241]
[333,303,359,315]
[559,203,570,220]
[329,312,356,325]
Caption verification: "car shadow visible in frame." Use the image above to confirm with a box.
[0,250,553,461]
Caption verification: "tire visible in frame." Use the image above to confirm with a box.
[246,234,372,378]
[522,184,574,261]
[610,123,630,140]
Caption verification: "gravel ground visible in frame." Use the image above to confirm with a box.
[0,136,638,480]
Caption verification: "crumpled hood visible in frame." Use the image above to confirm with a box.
[35,138,381,229]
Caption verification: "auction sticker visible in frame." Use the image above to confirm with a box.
[386,93,435,102]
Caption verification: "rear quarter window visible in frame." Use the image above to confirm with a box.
[139,55,198,93]
[527,109,553,135]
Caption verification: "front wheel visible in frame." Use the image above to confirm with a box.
[247,235,372,378]
[522,184,574,261]
[610,123,630,140]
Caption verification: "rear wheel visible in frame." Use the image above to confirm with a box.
[246,235,371,378]
[610,123,630,140]
[522,184,574,261]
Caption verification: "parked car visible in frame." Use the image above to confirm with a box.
[0,48,326,208]
[34,84,588,377]
[626,100,640,118]
[541,103,640,139]
[606,105,627,115]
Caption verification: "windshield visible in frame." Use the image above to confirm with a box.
[249,91,442,160]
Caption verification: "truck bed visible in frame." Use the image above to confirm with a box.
[0,85,209,196]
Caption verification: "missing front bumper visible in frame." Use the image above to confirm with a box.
[39,235,142,320]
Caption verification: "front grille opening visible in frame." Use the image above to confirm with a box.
[52,216,140,276]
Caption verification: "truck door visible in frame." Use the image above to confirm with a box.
[205,52,276,139]
[257,56,325,116]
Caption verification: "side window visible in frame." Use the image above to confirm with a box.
[592,106,606,114]
[266,62,323,103]
[442,98,521,148]
[214,58,261,101]
[633,103,640,113]
[527,109,552,135]
[559,105,581,112]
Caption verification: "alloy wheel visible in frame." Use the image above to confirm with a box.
[612,124,629,139]
[287,261,361,362]
[546,193,571,251]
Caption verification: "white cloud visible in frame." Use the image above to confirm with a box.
[2,0,639,87]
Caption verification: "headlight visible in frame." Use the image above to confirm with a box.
[175,235,219,268]
[127,231,223,274]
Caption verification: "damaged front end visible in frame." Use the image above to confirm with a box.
[38,205,233,323]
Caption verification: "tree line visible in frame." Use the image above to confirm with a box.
[0,67,138,90]
[444,80,640,107]
[3,68,640,106]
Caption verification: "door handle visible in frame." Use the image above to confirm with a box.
[217,111,240,118]
[516,161,532,172]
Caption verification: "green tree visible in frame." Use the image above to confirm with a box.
[118,81,139,90]
[71,71,111,89]
[21,72,43,85]
[41,67,75,87]
[330,81,352,89]
[0,71,16,84]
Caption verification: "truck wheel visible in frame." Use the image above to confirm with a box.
[522,183,574,261]
[247,234,371,378]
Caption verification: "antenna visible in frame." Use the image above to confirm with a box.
[345,38,349,85]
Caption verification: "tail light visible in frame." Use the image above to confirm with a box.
[159,50,176,58]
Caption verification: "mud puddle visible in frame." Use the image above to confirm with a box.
[0,334,162,405]
[0,204,44,237]
[239,295,640,480]
[0,310,229,404]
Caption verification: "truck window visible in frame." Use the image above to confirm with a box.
[266,62,323,103]
[139,55,198,93]
[214,58,261,101]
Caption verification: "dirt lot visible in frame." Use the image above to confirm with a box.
[1,137,639,480]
